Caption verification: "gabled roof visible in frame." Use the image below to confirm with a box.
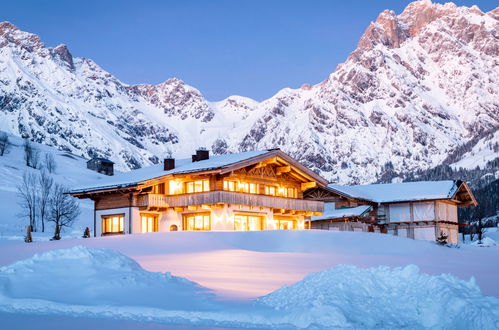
[87,157,114,164]
[326,180,477,206]
[311,204,372,221]
[71,149,328,195]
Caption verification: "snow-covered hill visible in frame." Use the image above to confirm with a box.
[0,132,106,239]
[0,0,497,183]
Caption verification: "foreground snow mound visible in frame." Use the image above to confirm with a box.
[471,237,497,247]
[259,265,499,329]
[0,246,217,310]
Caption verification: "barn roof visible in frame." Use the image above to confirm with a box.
[326,180,476,206]
[311,204,372,221]
[87,157,114,164]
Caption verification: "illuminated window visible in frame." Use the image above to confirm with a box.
[249,183,258,194]
[224,180,236,191]
[102,214,124,235]
[234,214,263,231]
[274,217,296,230]
[141,214,158,233]
[186,180,210,193]
[265,186,276,196]
[169,180,182,195]
[183,213,210,231]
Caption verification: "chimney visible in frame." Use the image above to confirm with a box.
[192,148,209,162]
[164,157,175,171]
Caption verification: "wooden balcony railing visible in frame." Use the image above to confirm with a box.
[137,191,323,212]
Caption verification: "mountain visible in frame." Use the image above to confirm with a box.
[0,0,497,184]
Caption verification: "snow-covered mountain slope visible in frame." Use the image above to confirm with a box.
[0,0,497,183]
[0,132,106,239]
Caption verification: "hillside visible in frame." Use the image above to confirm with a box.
[0,132,106,239]
[0,0,497,184]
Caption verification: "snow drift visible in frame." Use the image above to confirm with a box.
[1,246,498,328]
[0,246,218,310]
[259,264,499,329]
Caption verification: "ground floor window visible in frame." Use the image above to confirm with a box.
[141,214,158,233]
[102,214,124,235]
[234,214,263,231]
[274,217,296,230]
[183,213,210,231]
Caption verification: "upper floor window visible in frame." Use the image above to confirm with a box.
[224,180,258,194]
[186,180,210,193]
[169,179,209,194]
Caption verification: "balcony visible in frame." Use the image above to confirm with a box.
[137,191,324,213]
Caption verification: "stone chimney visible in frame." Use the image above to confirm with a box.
[164,156,175,170]
[192,148,209,162]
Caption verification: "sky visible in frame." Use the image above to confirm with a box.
[1,0,497,101]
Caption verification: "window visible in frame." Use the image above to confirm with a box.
[186,180,210,193]
[141,214,158,233]
[234,214,263,231]
[286,188,296,198]
[224,180,236,191]
[102,214,124,235]
[265,186,276,196]
[274,217,296,230]
[183,213,210,231]
[169,180,182,195]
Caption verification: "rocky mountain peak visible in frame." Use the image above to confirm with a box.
[0,21,46,55]
[52,44,74,70]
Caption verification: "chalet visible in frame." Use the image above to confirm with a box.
[87,157,114,176]
[306,180,477,243]
[70,149,328,236]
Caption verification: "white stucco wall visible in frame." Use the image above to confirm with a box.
[413,227,436,241]
[95,207,131,236]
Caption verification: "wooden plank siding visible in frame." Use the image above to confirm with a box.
[95,193,131,210]
[137,191,324,212]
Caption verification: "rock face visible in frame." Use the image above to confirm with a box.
[0,1,497,183]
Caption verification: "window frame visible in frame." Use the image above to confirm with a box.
[140,213,159,233]
[101,214,125,235]
[183,212,211,231]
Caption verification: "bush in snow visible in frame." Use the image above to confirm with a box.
[23,139,40,169]
[0,131,10,156]
[436,231,448,245]
[82,227,91,238]
[44,153,57,174]
[24,225,32,243]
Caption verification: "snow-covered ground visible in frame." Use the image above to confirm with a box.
[0,133,106,240]
[0,232,498,329]
[1,133,499,328]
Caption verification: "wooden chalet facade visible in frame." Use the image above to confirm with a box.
[71,149,328,236]
[306,180,478,244]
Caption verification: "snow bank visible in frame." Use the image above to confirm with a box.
[471,237,497,246]
[0,246,218,310]
[1,246,498,329]
[259,265,499,329]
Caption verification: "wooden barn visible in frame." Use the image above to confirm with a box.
[305,180,477,244]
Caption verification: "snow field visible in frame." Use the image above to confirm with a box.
[0,246,498,329]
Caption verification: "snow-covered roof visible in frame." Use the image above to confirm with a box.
[311,204,372,221]
[71,150,271,193]
[327,180,460,204]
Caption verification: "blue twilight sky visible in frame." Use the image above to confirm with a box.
[1,0,496,101]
